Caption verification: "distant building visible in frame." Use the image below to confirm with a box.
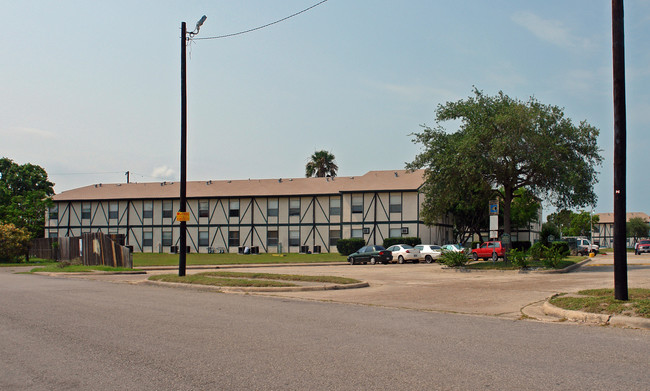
[593,212,650,248]
[45,170,453,253]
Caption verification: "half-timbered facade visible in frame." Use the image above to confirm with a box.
[45,170,453,253]
[594,212,650,248]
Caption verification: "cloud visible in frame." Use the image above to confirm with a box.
[511,11,592,49]
[370,82,453,101]
[151,165,175,179]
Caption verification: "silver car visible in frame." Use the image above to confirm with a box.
[415,244,443,263]
[386,244,421,264]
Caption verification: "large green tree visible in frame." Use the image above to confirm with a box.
[305,150,338,178]
[546,209,598,237]
[409,88,602,237]
[627,217,649,241]
[0,158,54,239]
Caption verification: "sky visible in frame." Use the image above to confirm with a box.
[2,1,649,217]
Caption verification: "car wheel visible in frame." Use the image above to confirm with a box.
[398,255,405,264]
[492,252,498,262]
[472,252,478,262]
[425,255,433,264]
[370,257,377,265]
[349,257,355,265]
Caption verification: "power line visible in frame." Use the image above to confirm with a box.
[193,0,328,41]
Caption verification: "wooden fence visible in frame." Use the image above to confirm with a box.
[30,233,132,268]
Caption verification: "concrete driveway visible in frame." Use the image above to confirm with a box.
[25,253,650,323]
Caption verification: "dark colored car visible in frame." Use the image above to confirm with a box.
[348,245,392,265]
[471,241,505,262]
[635,239,650,255]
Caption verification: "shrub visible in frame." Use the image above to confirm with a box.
[508,248,529,268]
[469,241,481,250]
[512,241,531,252]
[440,251,469,267]
[0,223,30,262]
[382,237,422,248]
[549,241,570,257]
[528,242,547,261]
[336,238,365,256]
[542,247,564,269]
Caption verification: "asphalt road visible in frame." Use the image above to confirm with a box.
[1,268,648,390]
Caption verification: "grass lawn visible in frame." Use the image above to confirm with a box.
[133,252,346,267]
[465,256,584,270]
[29,264,136,273]
[149,271,361,287]
[549,288,650,319]
[0,258,56,267]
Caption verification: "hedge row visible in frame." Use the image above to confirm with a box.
[336,238,365,256]
[382,237,422,248]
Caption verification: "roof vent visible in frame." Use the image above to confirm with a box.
[289,178,293,181]
[394,172,398,177]
[227,180,231,183]
[278,178,282,183]
[207,180,212,185]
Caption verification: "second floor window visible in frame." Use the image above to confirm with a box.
[289,199,300,217]
[108,203,118,220]
[81,204,91,220]
[143,201,153,219]
[199,200,209,218]
[268,199,279,217]
[351,195,363,214]
[389,194,402,213]
[330,198,341,216]
[162,200,173,218]
[229,200,240,218]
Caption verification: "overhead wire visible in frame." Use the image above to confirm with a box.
[193,0,328,41]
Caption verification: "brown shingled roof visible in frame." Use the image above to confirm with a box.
[53,170,425,201]
[595,212,650,224]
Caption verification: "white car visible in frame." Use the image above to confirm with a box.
[415,244,443,263]
[386,244,421,264]
[441,244,464,253]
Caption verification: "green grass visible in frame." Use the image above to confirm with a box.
[0,258,56,267]
[549,288,650,319]
[133,252,346,267]
[30,264,135,273]
[465,256,581,270]
[149,271,361,288]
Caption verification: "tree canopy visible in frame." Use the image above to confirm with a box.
[0,158,54,239]
[408,88,602,237]
[546,209,599,237]
[627,217,649,241]
[305,150,338,178]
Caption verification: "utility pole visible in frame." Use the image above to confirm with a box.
[612,0,628,300]
[179,16,207,277]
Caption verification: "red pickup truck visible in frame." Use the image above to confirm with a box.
[471,241,505,262]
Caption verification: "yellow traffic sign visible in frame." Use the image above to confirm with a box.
[176,212,190,222]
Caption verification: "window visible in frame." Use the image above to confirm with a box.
[390,228,402,238]
[267,230,278,246]
[228,231,240,247]
[289,230,300,246]
[143,231,153,247]
[199,231,209,247]
[289,199,300,216]
[268,199,279,217]
[81,204,91,220]
[229,200,240,218]
[329,229,341,246]
[389,194,402,213]
[351,229,363,238]
[48,232,58,239]
[162,200,173,218]
[143,201,153,219]
[109,203,118,220]
[162,231,172,247]
[329,198,341,216]
[351,195,363,213]
[48,206,58,220]
[199,200,209,218]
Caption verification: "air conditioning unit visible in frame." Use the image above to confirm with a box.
[401,227,409,235]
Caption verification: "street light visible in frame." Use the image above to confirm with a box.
[179,15,206,277]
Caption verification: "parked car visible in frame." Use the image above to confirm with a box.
[441,244,464,253]
[415,244,443,263]
[347,245,392,265]
[386,244,421,264]
[635,239,650,255]
[470,241,505,262]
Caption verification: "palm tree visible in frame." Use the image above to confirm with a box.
[305,150,338,178]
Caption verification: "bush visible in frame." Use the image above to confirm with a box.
[528,242,547,261]
[440,251,469,267]
[549,241,570,257]
[382,237,422,248]
[542,247,564,269]
[508,248,529,268]
[512,241,531,252]
[336,238,365,256]
[0,223,30,262]
[469,241,481,250]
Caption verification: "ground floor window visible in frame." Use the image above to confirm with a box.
[289,230,299,246]
[143,231,153,247]
[228,231,240,247]
[162,231,172,247]
[329,229,341,246]
[199,231,209,247]
[267,230,278,246]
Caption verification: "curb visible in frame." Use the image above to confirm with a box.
[33,270,147,276]
[135,262,348,271]
[143,279,369,293]
[532,258,592,274]
[542,300,650,330]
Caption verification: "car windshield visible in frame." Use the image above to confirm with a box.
[373,246,386,251]
[640,240,650,245]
